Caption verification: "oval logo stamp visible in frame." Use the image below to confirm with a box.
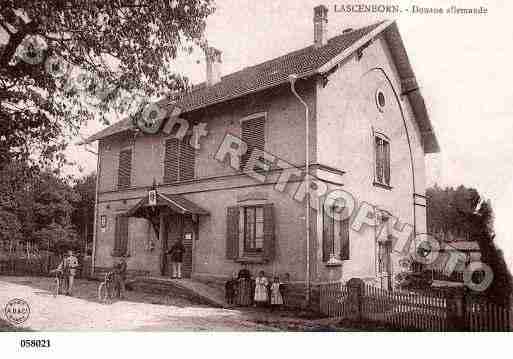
[4,298,30,325]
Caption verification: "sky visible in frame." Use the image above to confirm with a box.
[66,0,512,269]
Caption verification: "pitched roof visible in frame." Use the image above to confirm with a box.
[81,22,382,144]
[81,20,439,153]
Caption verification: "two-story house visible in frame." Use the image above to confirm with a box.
[83,5,439,303]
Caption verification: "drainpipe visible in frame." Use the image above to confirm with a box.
[289,74,311,305]
[91,145,101,278]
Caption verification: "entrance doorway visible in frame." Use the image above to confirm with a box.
[163,215,194,278]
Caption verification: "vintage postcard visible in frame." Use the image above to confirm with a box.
[0,0,511,356]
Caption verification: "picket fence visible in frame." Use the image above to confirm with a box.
[319,280,512,331]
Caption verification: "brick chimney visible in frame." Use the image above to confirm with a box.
[313,5,328,48]
[205,46,222,86]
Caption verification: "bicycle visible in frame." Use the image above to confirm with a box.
[49,268,68,297]
[98,271,120,303]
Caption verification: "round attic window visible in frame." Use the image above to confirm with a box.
[376,90,386,111]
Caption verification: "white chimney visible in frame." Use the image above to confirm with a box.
[313,5,328,48]
[205,46,222,86]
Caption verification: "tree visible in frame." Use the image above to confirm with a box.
[71,172,96,255]
[427,184,512,304]
[0,161,80,256]
[0,1,214,166]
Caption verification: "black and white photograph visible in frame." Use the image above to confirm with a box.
[0,0,511,356]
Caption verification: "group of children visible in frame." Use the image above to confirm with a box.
[225,269,290,311]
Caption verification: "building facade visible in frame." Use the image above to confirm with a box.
[84,6,439,298]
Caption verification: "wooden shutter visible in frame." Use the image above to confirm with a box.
[114,215,129,256]
[340,217,350,260]
[117,149,132,188]
[179,135,195,181]
[322,206,333,262]
[164,138,179,183]
[226,206,239,259]
[384,140,390,185]
[262,203,275,261]
[241,116,265,170]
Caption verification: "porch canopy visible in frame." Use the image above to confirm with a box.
[126,192,209,219]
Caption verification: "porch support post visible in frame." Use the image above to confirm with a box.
[159,210,166,276]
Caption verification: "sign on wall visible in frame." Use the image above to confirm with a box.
[148,190,157,206]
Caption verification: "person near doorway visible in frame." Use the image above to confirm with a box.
[64,250,79,296]
[167,240,186,279]
[114,255,128,299]
[254,271,269,307]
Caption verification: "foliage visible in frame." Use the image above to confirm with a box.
[71,172,96,252]
[427,184,512,304]
[0,0,214,166]
[0,161,80,253]
[33,221,80,254]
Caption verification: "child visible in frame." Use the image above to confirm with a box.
[270,276,283,311]
[281,273,291,308]
[225,272,238,305]
[254,270,268,307]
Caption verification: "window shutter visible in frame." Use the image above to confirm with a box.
[164,138,179,183]
[241,116,265,170]
[322,206,333,262]
[384,141,390,185]
[226,206,239,259]
[114,215,129,256]
[340,218,350,260]
[117,149,132,188]
[262,203,275,261]
[180,135,195,181]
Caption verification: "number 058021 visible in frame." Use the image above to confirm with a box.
[20,339,50,348]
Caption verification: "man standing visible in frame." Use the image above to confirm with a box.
[64,250,79,296]
[167,240,186,279]
[114,255,128,299]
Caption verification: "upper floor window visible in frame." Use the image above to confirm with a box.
[374,134,391,187]
[240,113,265,170]
[163,136,195,183]
[117,148,132,189]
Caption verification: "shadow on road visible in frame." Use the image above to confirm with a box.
[1,276,210,309]
[0,318,32,332]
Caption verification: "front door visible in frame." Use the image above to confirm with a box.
[164,215,194,278]
[378,241,393,290]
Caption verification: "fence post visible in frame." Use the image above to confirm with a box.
[446,290,468,331]
[347,278,364,322]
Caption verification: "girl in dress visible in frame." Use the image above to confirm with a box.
[270,276,284,311]
[253,270,269,307]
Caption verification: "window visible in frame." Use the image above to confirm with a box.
[322,205,350,262]
[163,136,195,183]
[242,206,264,252]
[374,135,391,186]
[225,203,275,262]
[376,89,386,111]
[117,148,132,189]
[240,114,265,170]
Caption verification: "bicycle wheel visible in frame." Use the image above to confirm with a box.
[98,282,109,303]
[52,277,60,297]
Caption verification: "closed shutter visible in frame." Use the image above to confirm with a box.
[241,116,265,170]
[113,215,129,256]
[164,138,179,183]
[262,203,275,261]
[226,206,239,259]
[179,135,195,181]
[384,141,390,185]
[340,217,350,260]
[322,206,333,262]
[117,149,132,188]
